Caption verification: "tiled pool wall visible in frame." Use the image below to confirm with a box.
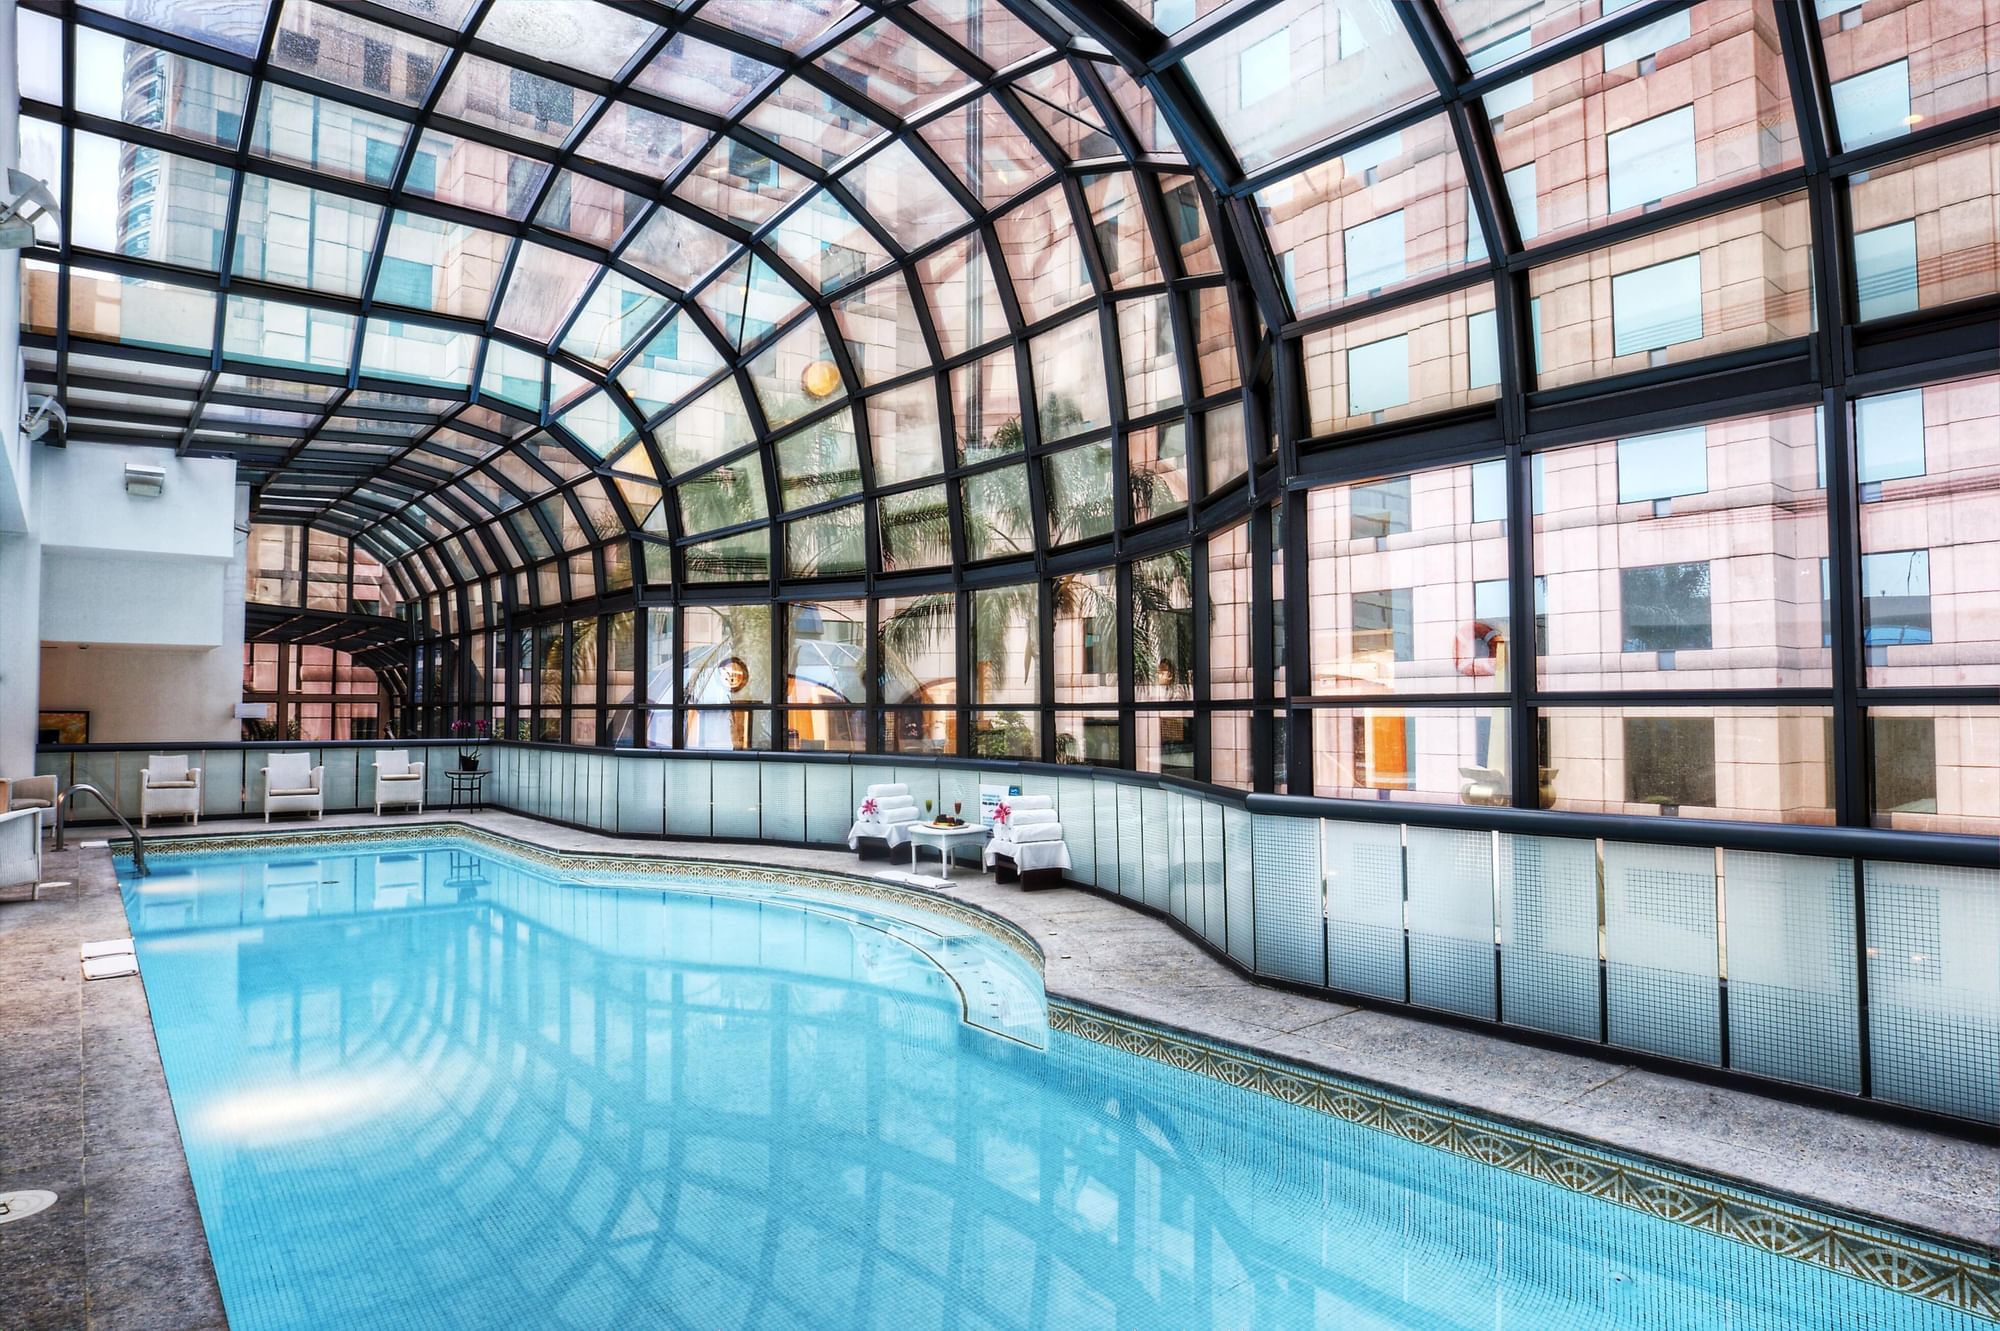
[43,741,2000,1130]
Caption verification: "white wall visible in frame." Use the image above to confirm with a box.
[28,453,248,745]
[0,5,32,777]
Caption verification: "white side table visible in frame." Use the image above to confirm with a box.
[907,823,989,879]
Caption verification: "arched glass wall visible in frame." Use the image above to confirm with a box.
[20,0,2000,835]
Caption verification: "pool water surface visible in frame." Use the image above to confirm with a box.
[120,838,1992,1331]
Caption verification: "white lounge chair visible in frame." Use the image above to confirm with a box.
[139,757,202,829]
[372,749,425,816]
[262,752,324,822]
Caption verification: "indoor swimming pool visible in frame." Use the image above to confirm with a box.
[118,833,1994,1331]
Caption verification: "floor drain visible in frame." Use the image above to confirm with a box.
[0,1191,58,1225]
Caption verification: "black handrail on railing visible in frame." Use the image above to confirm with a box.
[53,783,147,875]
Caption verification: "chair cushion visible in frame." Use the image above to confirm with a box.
[267,752,312,790]
[145,781,197,790]
[270,788,319,798]
[379,771,421,782]
[10,797,53,810]
[149,755,189,783]
[375,749,411,777]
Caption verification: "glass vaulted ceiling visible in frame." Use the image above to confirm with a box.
[19,0,2000,607]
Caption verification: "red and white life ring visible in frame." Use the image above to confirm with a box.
[1454,621,1503,677]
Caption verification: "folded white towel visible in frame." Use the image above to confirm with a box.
[865,783,909,797]
[1007,794,1054,811]
[873,795,916,811]
[876,808,920,825]
[1005,822,1063,843]
[1006,807,1058,826]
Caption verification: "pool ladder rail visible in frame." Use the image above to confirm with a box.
[52,783,148,876]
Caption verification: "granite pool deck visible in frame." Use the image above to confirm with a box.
[3,808,1995,1329]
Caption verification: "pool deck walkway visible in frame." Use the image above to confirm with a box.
[4,809,1996,1329]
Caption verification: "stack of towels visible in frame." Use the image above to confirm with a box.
[847,783,921,852]
[982,794,1072,877]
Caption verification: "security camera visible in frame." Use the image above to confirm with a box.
[21,394,66,445]
[0,170,61,250]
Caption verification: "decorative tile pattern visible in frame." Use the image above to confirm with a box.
[1048,1001,2000,1322]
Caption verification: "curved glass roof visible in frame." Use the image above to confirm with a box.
[20,0,2000,607]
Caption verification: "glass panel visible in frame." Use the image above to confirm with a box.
[832,274,930,387]
[72,133,232,272]
[1029,315,1113,443]
[656,379,755,475]
[952,347,1024,463]
[1307,460,1511,696]
[746,318,847,431]
[1258,116,1477,317]
[919,233,1007,359]
[683,528,770,583]
[879,484,952,571]
[1301,284,1499,434]
[249,84,411,185]
[1526,193,1814,389]
[1850,132,2000,323]
[61,268,217,355]
[1044,440,1115,546]
[742,76,881,170]
[868,382,945,484]
[1820,0,2000,151]
[785,504,866,577]
[375,211,508,318]
[1128,420,1190,524]
[620,313,726,419]
[232,178,381,297]
[359,322,479,388]
[788,600,868,719]
[973,583,1040,710]
[1483,1,1800,249]
[631,33,777,114]
[221,296,356,371]
[674,135,805,230]
[997,186,1095,323]
[494,242,599,344]
[775,410,862,510]
[1311,707,1510,804]
[76,27,251,147]
[682,605,772,747]
[1855,373,2000,686]
[1083,172,1162,289]
[1867,706,2000,836]
[963,465,1033,561]
[1533,406,1827,690]
[880,592,957,709]
[1053,568,1119,707]
[917,93,1049,209]
[1180,0,1433,173]
[1116,295,1182,418]
[769,190,890,295]
[269,0,447,104]
[676,454,767,537]
[578,102,704,178]
[1541,706,1835,824]
[476,0,659,80]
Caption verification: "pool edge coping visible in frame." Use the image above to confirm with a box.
[116,822,2000,1323]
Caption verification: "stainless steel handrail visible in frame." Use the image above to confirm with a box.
[53,783,148,875]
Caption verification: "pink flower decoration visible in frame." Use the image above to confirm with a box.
[994,802,1011,825]
[860,797,878,816]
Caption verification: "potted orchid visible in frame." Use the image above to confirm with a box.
[450,718,490,772]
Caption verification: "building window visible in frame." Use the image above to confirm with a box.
[376,255,432,308]
[1606,105,1697,213]
[274,29,320,67]
[1615,426,1708,504]
[1349,475,1411,538]
[1343,210,1406,297]
[1611,255,1703,356]
[362,38,390,93]
[1623,715,1716,808]
[1855,387,1925,483]
[1831,60,1911,150]
[1603,7,1692,68]
[1861,549,1931,645]
[1347,334,1410,414]
[1471,459,1506,523]
[1467,308,1500,389]
[1351,588,1413,662]
[1238,28,1289,108]
[1853,220,1919,322]
[1621,561,1712,652]
[1871,715,1938,814]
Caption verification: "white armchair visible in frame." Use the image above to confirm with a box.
[139,757,202,829]
[7,775,57,813]
[262,751,324,822]
[372,749,425,816]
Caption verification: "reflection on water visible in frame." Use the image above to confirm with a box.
[125,846,1978,1331]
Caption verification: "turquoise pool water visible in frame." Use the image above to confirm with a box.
[120,839,1989,1331]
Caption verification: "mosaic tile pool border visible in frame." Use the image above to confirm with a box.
[1049,1000,2000,1321]
[124,822,1043,968]
[122,823,1999,1320]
